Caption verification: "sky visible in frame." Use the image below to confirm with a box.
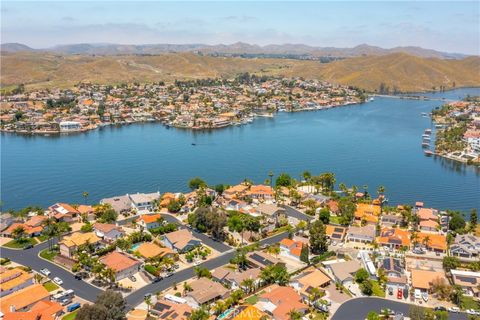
[1,1,479,54]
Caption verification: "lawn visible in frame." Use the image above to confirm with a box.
[461,296,480,311]
[62,310,78,320]
[3,238,37,249]
[244,294,259,305]
[329,215,342,225]
[39,248,58,261]
[371,280,385,297]
[36,234,50,242]
[43,281,59,292]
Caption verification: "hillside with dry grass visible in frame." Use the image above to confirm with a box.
[1,52,479,92]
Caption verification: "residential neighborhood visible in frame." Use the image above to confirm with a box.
[1,173,479,320]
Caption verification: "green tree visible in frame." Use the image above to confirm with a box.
[12,225,26,242]
[300,244,309,264]
[288,309,302,320]
[188,177,206,190]
[77,290,127,320]
[260,264,290,285]
[302,170,311,182]
[470,209,478,230]
[82,191,89,204]
[275,173,293,187]
[194,266,211,279]
[355,268,369,283]
[318,207,330,224]
[309,220,328,254]
[81,222,93,233]
[227,214,245,245]
[408,305,426,320]
[189,307,209,320]
[366,311,380,320]
[442,256,460,272]
[360,280,373,295]
[338,197,355,225]
[449,212,466,232]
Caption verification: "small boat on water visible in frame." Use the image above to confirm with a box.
[422,134,430,138]
[424,150,434,156]
[435,124,444,129]
[421,112,428,117]
[423,137,431,142]
[369,97,374,102]
[424,129,432,134]
[191,143,196,146]
[422,142,430,148]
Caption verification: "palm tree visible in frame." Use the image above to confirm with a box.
[422,235,431,250]
[82,191,89,204]
[12,226,26,242]
[241,278,255,294]
[268,171,274,188]
[302,170,311,182]
[288,309,302,320]
[410,231,419,248]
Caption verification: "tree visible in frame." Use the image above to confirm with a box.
[409,305,426,320]
[77,290,127,320]
[268,171,274,188]
[12,226,26,242]
[288,309,302,320]
[302,171,311,182]
[470,209,477,230]
[275,173,293,187]
[82,191,89,204]
[81,222,93,233]
[194,266,211,278]
[338,197,355,225]
[450,285,464,305]
[318,207,330,224]
[260,264,290,285]
[167,199,182,213]
[189,307,209,320]
[309,220,328,254]
[360,280,373,295]
[188,177,206,190]
[355,268,369,283]
[228,214,245,245]
[366,311,380,320]
[442,256,460,272]
[241,278,255,293]
[214,184,225,195]
[300,244,309,264]
[449,212,466,232]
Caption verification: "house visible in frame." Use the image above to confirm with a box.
[231,305,268,320]
[100,251,142,280]
[258,285,308,320]
[376,228,410,249]
[354,203,381,224]
[450,234,480,258]
[135,242,175,260]
[59,232,101,258]
[451,269,480,297]
[128,192,160,213]
[2,300,63,320]
[211,266,261,290]
[246,185,274,200]
[0,213,15,232]
[223,184,250,199]
[185,278,229,308]
[346,225,376,243]
[279,238,305,261]
[77,205,95,221]
[24,215,47,228]
[1,223,43,238]
[94,223,125,242]
[0,284,50,314]
[100,195,133,214]
[416,208,440,232]
[136,214,162,230]
[380,214,403,227]
[411,269,447,297]
[325,260,361,286]
[161,229,201,253]
[246,251,284,269]
[326,200,340,215]
[416,232,447,253]
[380,258,408,294]
[48,203,79,222]
[290,267,331,300]
[325,225,347,242]
[256,204,286,224]
[0,268,35,297]
[151,298,192,320]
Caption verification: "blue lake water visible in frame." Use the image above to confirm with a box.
[2,88,479,212]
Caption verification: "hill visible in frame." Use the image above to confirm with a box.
[0,42,468,59]
[1,52,479,92]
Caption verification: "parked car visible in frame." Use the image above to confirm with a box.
[165,272,173,278]
[23,244,33,250]
[53,277,63,285]
[447,307,460,313]
[153,277,162,283]
[74,274,82,280]
[40,268,51,276]
[144,293,152,299]
[466,309,480,315]
[129,275,136,282]
[60,299,71,306]
[434,306,446,311]
[67,303,81,313]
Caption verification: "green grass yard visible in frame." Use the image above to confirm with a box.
[39,248,58,261]
[460,296,480,311]
[62,310,78,320]
[371,280,386,297]
[3,238,37,249]
[43,281,59,292]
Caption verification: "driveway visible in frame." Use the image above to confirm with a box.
[332,297,468,320]
[282,205,314,221]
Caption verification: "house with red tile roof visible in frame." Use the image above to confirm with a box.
[100,251,142,280]
[258,285,308,320]
[2,300,63,320]
[1,223,43,238]
[376,228,411,249]
[136,214,162,230]
[48,203,79,223]
[0,284,50,314]
[279,238,306,261]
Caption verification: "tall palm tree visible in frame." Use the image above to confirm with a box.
[82,191,89,204]
[410,231,419,248]
[12,226,26,242]
[422,235,431,250]
[268,171,274,188]
[241,278,255,294]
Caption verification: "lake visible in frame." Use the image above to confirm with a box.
[2,88,479,212]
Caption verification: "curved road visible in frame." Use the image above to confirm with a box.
[332,297,468,320]
[1,231,290,308]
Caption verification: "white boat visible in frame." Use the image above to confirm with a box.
[422,292,429,302]
[421,112,428,117]
[369,97,374,102]
[422,134,430,138]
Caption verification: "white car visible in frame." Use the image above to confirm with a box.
[53,277,63,285]
[40,268,51,276]
[466,309,480,315]
[447,307,460,313]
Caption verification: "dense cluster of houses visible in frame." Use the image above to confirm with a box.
[0,77,365,134]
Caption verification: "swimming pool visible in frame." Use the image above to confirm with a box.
[130,242,143,251]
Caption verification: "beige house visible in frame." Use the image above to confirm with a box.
[59,232,101,258]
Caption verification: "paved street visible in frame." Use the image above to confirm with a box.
[332,297,468,320]
[282,204,314,221]
[1,230,289,309]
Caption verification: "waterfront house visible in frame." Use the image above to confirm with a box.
[380,214,403,227]
[59,231,101,258]
[327,200,340,215]
[415,208,440,233]
[290,266,331,301]
[258,285,308,320]
[354,203,381,225]
[48,203,79,222]
[100,195,133,214]
[128,192,160,213]
[93,223,125,242]
[136,214,163,230]
[0,268,34,297]
[451,269,480,297]
[376,228,410,249]
[184,278,229,308]
[0,284,50,314]
[246,185,274,200]
[346,225,376,244]
[1,223,43,238]
[450,234,480,258]
[100,251,142,280]
[416,232,447,253]
[161,229,201,253]
[0,213,15,232]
